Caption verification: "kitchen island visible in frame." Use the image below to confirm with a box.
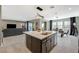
[24,31,57,53]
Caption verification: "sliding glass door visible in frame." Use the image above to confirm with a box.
[28,22,33,31]
[63,21,70,32]
[52,20,70,32]
[57,21,63,29]
[52,22,57,29]
[42,22,47,31]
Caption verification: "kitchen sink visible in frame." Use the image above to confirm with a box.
[41,31,51,35]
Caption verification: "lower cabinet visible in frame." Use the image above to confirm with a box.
[31,37,41,53]
[26,35,31,50]
[26,34,56,53]
[42,42,47,53]
[46,39,51,52]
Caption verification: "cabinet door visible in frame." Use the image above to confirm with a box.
[42,43,47,53]
[31,37,41,53]
[46,39,51,52]
[54,33,57,45]
[26,35,31,50]
[42,39,47,53]
[50,35,54,48]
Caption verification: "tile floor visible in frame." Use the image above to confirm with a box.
[0,34,78,53]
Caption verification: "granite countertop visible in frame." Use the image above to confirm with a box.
[24,31,56,40]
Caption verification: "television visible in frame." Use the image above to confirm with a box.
[7,24,16,28]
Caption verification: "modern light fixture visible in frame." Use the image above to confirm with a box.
[36,7,43,11]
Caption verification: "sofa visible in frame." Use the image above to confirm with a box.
[2,28,25,37]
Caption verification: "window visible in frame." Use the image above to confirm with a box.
[64,21,70,28]
[57,21,63,29]
[42,23,44,30]
[63,21,70,32]
[52,21,63,29]
[52,22,57,29]
[42,22,47,30]
[28,22,33,31]
[52,20,70,32]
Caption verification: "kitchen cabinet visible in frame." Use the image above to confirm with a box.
[31,37,41,53]
[46,37,51,52]
[26,34,57,53]
[42,40,47,53]
[25,31,57,53]
[26,35,31,50]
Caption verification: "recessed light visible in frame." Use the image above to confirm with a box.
[69,8,72,10]
[50,6,55,8]
[54,16,58,19]
[56,16,58,18]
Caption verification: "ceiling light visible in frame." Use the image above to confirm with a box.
[69,8,72,10]
[53,16,58,19]
[50,6,55,8]
[56,16,58,18]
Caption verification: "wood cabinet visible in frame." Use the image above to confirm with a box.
[42,42,47,53]
[26,35,31,50]
[46,38,51,52]
[26,33,57,53]
[31,37,41,53]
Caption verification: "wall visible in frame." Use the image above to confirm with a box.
[1,20,25,30]
[0,6,25,31]
[2,5,37,21]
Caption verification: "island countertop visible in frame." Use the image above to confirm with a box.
[24,31,56,40]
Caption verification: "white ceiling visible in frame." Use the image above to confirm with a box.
[2,5,79,21]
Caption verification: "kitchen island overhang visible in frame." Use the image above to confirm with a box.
[24,31,57,53]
